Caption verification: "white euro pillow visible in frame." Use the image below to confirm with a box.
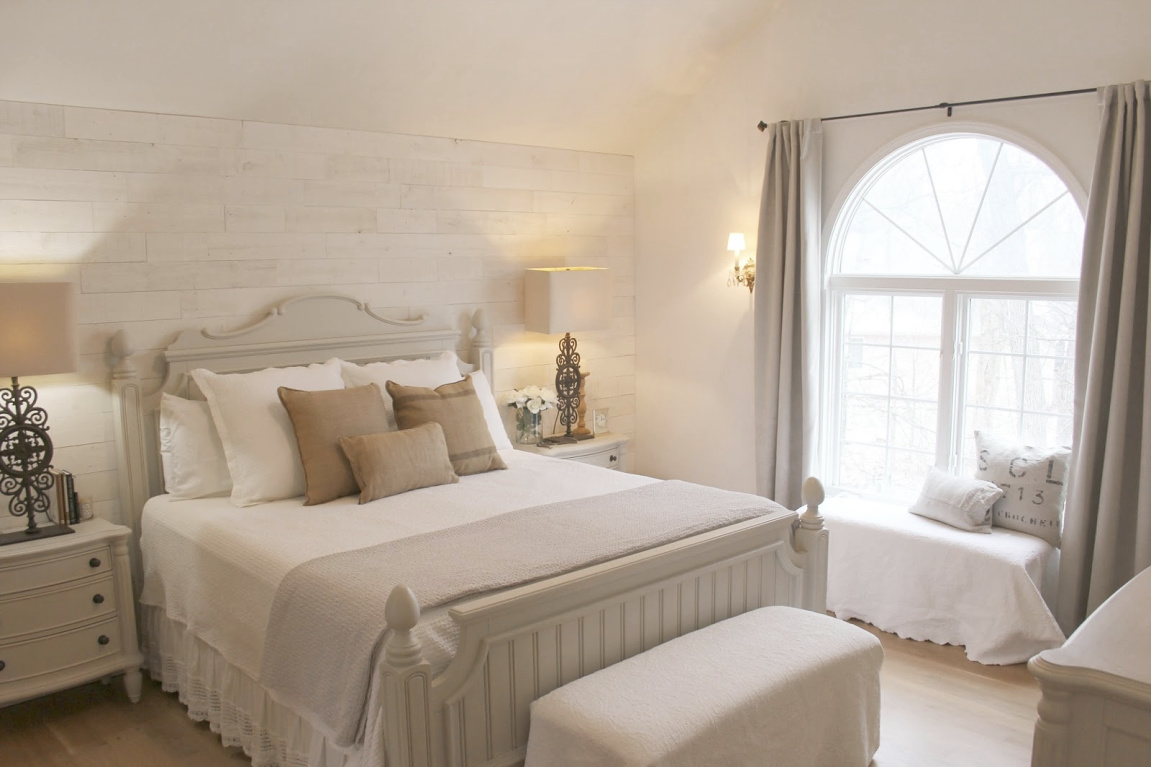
[468,370,513,451]
[908,467,1004,533]
[339,351,463,428]
[159,394,232,499]
[192,360,345,507]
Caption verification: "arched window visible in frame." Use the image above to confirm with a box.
[825,132,1083,498]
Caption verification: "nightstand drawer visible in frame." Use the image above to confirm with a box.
[568,447,622,470]
[0,575,116,641]
[0,617,122,683]
[0,545,112,596]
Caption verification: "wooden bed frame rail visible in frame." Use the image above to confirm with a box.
[381,479,827,767]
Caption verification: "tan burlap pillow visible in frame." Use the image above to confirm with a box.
[338,422,459,503]
[278,383,390,505]
[385,375,507,476]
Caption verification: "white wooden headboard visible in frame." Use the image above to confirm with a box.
[107,293,493,553]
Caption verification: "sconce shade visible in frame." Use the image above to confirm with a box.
[727,232,746,252]
[524,267,612,334]
[0,282,77,379]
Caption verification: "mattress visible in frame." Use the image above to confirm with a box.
[822,495,1065,664]
[140,449,655,764]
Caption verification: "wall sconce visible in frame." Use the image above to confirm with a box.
[726,232,754,292]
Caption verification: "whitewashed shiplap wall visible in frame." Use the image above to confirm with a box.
[0,100,635,525]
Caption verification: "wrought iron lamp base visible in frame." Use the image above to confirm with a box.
[0,522,73,547]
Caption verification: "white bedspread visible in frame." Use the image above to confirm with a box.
[139,450,655,692]
[822,496,1064,665]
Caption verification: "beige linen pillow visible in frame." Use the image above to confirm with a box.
[278,384,391,505]
[339,422,459,503]
[385,375,507,476]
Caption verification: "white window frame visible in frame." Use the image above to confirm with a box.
[820,124,1085,499]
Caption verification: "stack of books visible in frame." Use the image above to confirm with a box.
[49,468,80,526]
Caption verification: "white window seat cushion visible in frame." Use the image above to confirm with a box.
[822,495,1064,665]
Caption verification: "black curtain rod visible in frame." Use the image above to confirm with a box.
[755,86,1097,131]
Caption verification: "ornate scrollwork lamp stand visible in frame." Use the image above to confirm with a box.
[0,378,71,545]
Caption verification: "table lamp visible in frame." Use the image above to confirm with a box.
[0,282,78,545]
[524,267,611,443]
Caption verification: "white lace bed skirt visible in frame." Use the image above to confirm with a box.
[143,605,384,767]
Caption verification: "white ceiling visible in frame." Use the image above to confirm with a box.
[0,0,779,155]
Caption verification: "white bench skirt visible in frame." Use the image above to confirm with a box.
[524,606,883,767]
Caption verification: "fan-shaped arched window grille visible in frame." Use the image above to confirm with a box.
[826,132,1084,498]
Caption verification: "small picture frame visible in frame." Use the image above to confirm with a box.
[592,408,609,435]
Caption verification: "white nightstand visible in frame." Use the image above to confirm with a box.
[0,518,143,708]
[514,432,630,471]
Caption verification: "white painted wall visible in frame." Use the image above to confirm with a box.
[0,102,635,525]
[634,0,1151,492]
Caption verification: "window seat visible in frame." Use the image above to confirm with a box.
[822,495,1064,665]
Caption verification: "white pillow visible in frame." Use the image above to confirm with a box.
[908,467,1003,533]
[468,369,513,451]
[339,351,463,428]
[192,360,345,507]
[159,394,232,499]
[974,431,1070,546]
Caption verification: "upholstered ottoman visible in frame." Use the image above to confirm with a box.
[524,606,882,767]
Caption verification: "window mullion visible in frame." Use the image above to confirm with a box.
[937,290,960,471]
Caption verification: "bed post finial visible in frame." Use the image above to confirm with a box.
[380,584,433,766]
[795,477,828,615]
[384,584,424,667]
[799,477,825,530]
[109,329,137,378]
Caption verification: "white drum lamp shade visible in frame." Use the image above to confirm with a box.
[0,282,77,379]
[524,268,611,334]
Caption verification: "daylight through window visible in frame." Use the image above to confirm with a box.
[826,133,1083,498]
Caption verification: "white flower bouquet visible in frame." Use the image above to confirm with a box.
[506,385,557,444]
[506,385,558,414]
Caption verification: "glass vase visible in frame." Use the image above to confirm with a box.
[515,408,542,445]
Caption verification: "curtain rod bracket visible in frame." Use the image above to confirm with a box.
[757,121,768,132]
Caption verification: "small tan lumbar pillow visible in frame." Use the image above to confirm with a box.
[385,375,508,476]
[339,422,460,503]
[278,383,391,505]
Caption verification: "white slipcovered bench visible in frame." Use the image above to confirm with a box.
[821,496,1065,664]
[524,606,883,767]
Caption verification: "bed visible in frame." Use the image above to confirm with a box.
[107,293,830,767]
[821,495,1064,665]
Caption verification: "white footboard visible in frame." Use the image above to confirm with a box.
[379,479,828,767]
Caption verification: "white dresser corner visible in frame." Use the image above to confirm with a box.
[0,518,143,708]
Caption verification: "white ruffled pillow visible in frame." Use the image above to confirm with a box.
[192,360,345,507]
[908,467,1004,533]
[159,394,232,499]
[339,351,463,428]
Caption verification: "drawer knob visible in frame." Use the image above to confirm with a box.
[97,635,110,646]
[609,454,617,463]
[0,660,5,672]
[89,557,101,568]
[93,594,105,605]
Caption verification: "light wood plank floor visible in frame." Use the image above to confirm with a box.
[1,622,1040,766]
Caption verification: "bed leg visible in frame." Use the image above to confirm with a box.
[380,584,433,767]
[795,477,829,615]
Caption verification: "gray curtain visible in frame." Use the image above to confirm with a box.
[753,119,822,509]
[1057,81,1151,633]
